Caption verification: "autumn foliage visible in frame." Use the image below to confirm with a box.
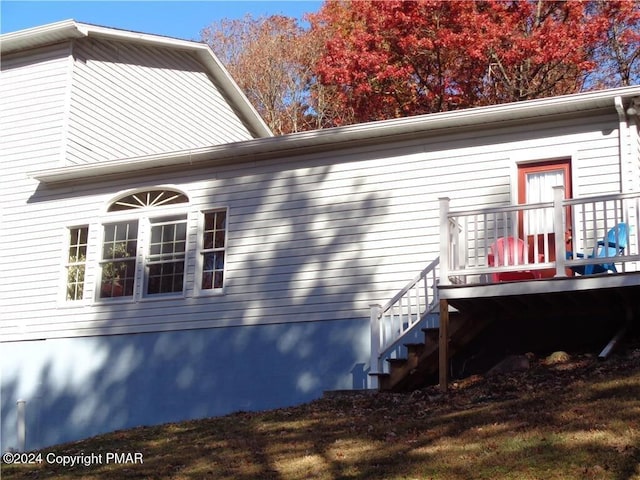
[202,0,640,133]
[310,0,612,124]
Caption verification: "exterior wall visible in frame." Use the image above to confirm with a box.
[0,43,72,170]
[0,108,627,449]
[2,112,624,342]
[0,319,369,451]
[65,37,254,164]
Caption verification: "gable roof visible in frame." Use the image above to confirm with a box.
[1,19,272,139]
[31,84,640,184]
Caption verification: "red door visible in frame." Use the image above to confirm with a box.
[518,160,572,277]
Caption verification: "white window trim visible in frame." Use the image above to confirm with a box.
[59,224,91,307]
[195,207,229,297]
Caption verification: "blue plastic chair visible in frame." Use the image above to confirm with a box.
[569,223,628,275]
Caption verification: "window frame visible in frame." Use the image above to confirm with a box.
[96,188,192,303]
[98,218,140,301]
[196,207,229,296]
[63,225,90,303]
[143,215,189,298]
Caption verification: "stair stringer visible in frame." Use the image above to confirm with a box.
[378,310,495,392]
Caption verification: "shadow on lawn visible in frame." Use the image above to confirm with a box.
[7,352,639,480]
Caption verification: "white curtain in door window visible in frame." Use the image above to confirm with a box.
[525,170,565,234]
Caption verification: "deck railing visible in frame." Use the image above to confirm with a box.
[440,188,640,285]
[369,257,440,386]
[368,189,640,389]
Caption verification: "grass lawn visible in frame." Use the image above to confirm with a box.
[3,344,640,480]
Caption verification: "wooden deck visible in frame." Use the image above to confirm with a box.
[440,270,640,304]
[371,190,640,391]
[437,272,640,390]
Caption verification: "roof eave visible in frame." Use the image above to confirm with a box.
[31,85,640,185]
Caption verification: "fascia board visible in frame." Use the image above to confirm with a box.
[1,19,85,54]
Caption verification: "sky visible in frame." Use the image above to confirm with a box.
[1,1,323,41]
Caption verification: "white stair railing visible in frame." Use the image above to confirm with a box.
[370,257,440,387]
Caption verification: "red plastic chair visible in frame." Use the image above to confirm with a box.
[488,237,541,282]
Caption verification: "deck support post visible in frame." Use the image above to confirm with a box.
[438,298,449,392]
[553,186,567,278]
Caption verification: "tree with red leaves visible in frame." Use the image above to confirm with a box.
[202,1,639,132]
[588,0,640,88]
[310,0,610,124]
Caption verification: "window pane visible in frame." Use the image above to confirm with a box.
[147,261,184,295]
[215,231,225,248]
[151,226,162,244]
[204,232,214,249]
[205,213,214,231]
[78,227,88,244]
[215,211,226,229]
[104,224,116,242]
[176,222,187,239]
[100,259,136,298]
[162,224,175,242]
[214,271,224,289]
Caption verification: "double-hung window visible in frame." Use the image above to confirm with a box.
[146,217,187,295]
[66,226,89,301]
[100,221,138,298]
[201,209,227,291]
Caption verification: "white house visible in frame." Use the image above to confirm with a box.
[2,20,640,451]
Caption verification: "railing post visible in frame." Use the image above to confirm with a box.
[553,186,567,277]
[369,303,382,389]
[439,197,451,286]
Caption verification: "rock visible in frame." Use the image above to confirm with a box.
[487,354,530,376]
[544,351,571,365]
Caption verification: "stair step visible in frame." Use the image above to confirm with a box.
[422,327,440,344]
[386,358,407,367]
[369,372,391,390]
[379,312,495,392]
[404,342,426,355]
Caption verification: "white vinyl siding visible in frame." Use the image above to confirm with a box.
[65,38,253,164]
[0,43,71,169]
[0,111,627,341]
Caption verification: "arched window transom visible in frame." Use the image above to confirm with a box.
[108,189,188,212]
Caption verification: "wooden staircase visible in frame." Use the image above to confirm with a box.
[374,309,494,392]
